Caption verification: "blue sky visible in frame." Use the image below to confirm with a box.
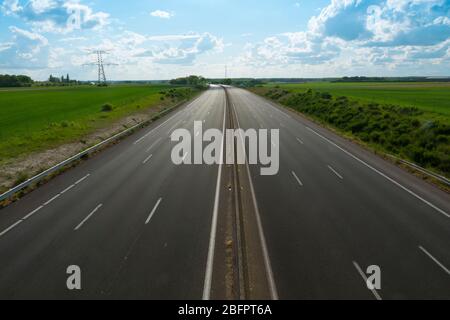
[0,0,449,80]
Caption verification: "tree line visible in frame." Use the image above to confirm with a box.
[0,74,34,87]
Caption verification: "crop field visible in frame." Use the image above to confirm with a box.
[268,82,450,117]
[0,85,192,163]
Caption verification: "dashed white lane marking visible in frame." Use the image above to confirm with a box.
[143,154,153,165]
[146,198,163,225]
[23,205,44,220]
[353,261,382,301]
[328,165,344,180]
[306,126,449,218]
[75,174,90,185]
[134,111,182,145]
[292,171,304,187]
[60,184,75,195]
[43,194,61,206]
[0,174,91,238]
[74,204,103,231]
[296,137,304,145]
[146,137,162,153]
[0,220,23,237]
[419,246,450,275]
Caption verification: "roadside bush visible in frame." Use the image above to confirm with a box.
[101,103,113,112]
[263,87,450,176]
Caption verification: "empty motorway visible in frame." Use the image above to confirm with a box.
[0,86,449,300]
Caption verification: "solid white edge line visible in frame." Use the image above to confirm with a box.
[292,171,304,187]
[0,220,23,237]
[202,90,226,301]
[419,246,450,275]
[353,261,382,301]
[306,127,450,218]
[74,203,103,231]
[145,198,163,225]
[232,100,279,300]
[328,165,344,180]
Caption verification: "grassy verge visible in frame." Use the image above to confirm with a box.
[250,86,450,178]
[0,85,199,164]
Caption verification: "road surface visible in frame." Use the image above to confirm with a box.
[0,85,449,299]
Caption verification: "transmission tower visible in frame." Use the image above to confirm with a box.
[84,50,117,85]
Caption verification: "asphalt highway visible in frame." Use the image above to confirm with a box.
[0,85,449,299]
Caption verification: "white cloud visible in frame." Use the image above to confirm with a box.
[0,26,50,69]
[237,0,450,73]
[150,10,174,19]
[2,0,110,34]
[1,0,22,15]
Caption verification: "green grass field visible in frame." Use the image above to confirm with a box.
[268,82,450,116]
[0,85,189,163]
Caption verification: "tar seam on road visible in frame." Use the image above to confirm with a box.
[353,261,382,301]
[419,246,450,275]
[202,90,227,301]
[306,127,450,218]
[232,100,279,300]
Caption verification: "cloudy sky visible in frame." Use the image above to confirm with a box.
[0,0,449,80]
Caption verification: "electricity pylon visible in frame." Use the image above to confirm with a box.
[84,50,117,85]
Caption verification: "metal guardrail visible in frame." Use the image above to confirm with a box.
[387,154,450,187]
[0,100,188,203]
